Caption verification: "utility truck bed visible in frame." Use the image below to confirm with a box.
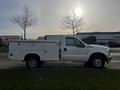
[9,40,60,61]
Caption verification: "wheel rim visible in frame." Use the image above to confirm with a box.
[28,58,37,68]
[93,59,102,68]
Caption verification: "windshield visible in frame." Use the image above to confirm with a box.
[66,37,86,47]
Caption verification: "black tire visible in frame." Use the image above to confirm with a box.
[90,55,105,68]
[26,56,41,68]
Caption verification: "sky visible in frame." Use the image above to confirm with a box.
[0,0,120,39]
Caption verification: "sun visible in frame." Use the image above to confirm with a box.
[74,7,83,17]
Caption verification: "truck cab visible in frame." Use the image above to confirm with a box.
[45,35,111,68]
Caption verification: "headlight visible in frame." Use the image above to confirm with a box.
[105,48,111,56]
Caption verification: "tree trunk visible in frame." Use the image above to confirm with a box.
[23,28,26,40]
[73,27,75,35]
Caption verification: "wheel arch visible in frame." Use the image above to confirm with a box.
[24,53,40,61]
[88,52,107,62]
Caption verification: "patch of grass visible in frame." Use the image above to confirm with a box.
[0,67,120,90]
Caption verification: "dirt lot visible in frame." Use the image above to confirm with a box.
[0,53,24,69]
[0,52,120,69]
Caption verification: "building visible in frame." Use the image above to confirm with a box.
[37,36,45,40]
[0,35,22,45]
[76,32,120,46]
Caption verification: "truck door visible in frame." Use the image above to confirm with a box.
[62,37,87,61]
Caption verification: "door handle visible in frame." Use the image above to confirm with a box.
[64,48,67,51]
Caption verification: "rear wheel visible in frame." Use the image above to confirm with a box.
[26,56,44,68]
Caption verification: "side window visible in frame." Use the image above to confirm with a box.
[74,38,84,46]
[66,37,75,46]
[66,37,85,47]
[74,38,80,46]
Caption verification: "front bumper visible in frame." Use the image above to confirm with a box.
[106,56,112,63]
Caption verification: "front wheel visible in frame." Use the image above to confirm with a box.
[91,56,105,68]
[85,55,105,68]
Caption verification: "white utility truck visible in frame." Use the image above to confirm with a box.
[8,35,111,68]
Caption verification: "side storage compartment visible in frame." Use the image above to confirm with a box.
[8,41,24,60]
[43,42,60,61]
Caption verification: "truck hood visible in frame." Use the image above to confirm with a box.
[86,44,109,49]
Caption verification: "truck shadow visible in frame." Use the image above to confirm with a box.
[9,63,113,70]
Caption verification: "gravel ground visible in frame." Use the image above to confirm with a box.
[0,55,25,69]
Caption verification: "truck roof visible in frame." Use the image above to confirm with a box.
[44,35,77,40]
[9,40,60,43]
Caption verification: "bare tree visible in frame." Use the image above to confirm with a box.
[61,12,83,35]
[10,6,37,40]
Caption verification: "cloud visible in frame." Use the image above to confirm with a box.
[1,0,120,38]
[0,0,20,27]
